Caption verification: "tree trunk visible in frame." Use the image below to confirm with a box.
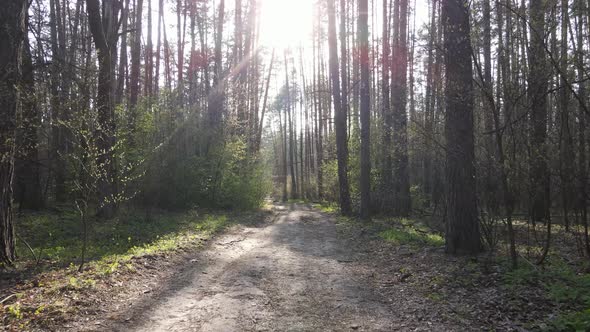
[576,0,590,256]
[129,0,143,135]
[86,0,121,218]
[206,0,225,153]
[423,0,437,207]
[359,0,371,220]
[284,52,298,199]
[146,0,153,99]
[442,0,480,254]
[0,0,27,264]
[257,49,275,153]
[50,0,67,202]
[16,30,43,210]
[559,0,573,231]
[380,0,392,212]
[392,0,410,216]
[529,0,550,229]
[327,0,351,215]
[314,17,324,200]
[116,0,129,106]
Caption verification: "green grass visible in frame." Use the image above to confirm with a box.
[379,218,444,247]
[4,207,250,329]
[311,202,338,214]
[15,208,231,269]
[501,259,590,331]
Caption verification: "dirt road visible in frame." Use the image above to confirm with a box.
[116,204,399,331]
[109,204,470,332]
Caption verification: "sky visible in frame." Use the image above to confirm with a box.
[151,0,431,67]
[151,0,431,110]
[257,0,430,51]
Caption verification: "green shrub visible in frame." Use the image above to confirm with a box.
[145,139,270,210]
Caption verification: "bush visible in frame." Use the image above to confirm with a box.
[144,139,271,210]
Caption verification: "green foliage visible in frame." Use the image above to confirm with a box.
[410,185,427,211]
[502,260,590,331]
[503,260,590,304]
[7,304,22,320]
[16,209,231,267]
[67,277,96,290]
[321,158,340,204]
[379,219,444,247]
[551,309,590,332]
[379,227,444,247]
[311,202,339,214]
[147,139,270,210]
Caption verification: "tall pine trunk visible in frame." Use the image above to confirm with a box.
[359,0,371,220]
[327,0,351,215]
[529,0,551,263]
[392,0,410,216]
[443,0,480,254]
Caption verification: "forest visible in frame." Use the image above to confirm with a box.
[2,0,590,330]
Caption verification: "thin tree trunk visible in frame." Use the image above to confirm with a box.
[206,0,225,153]
[380,0,392,212]
[575,0,589,256]
[129,0,143,138]
[392,0,410,216]
[359,0,370,220]
[257,49,275,153]
[284,53,298,199]
[529,0,551,263]
[559,0,573,232]
[327,0,351,215]
[50,0,66,202]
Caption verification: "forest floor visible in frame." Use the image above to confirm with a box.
[2,203,586,331]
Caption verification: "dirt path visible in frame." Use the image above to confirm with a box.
[102,204,480,332]
[113,204,399,331]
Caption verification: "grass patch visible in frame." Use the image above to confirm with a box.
[4,207,267,329]
[501,259,590,331]
[311,202,339,214]
[379,218,444,247]
[15,208,231,269]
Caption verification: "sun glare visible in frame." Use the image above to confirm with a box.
[259,0,314,49]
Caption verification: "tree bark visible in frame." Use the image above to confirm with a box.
[359,0,371,220]
[392,0,410,216]
[87,0,121,218]
[284,52,298,199]
[0,0,27,264]
[16,29,43,210]
[327,0,351,215]
[442,0,480,254]
[50,0,67,202]
[129,0,143,135]
[528,0,550,229]
[559,0,573,231]
[206,0,225,153]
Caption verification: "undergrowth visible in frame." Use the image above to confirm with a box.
[15,208,230,268]
[379,218,444,247]
[4,207,268,329]
[502,259,590,331]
